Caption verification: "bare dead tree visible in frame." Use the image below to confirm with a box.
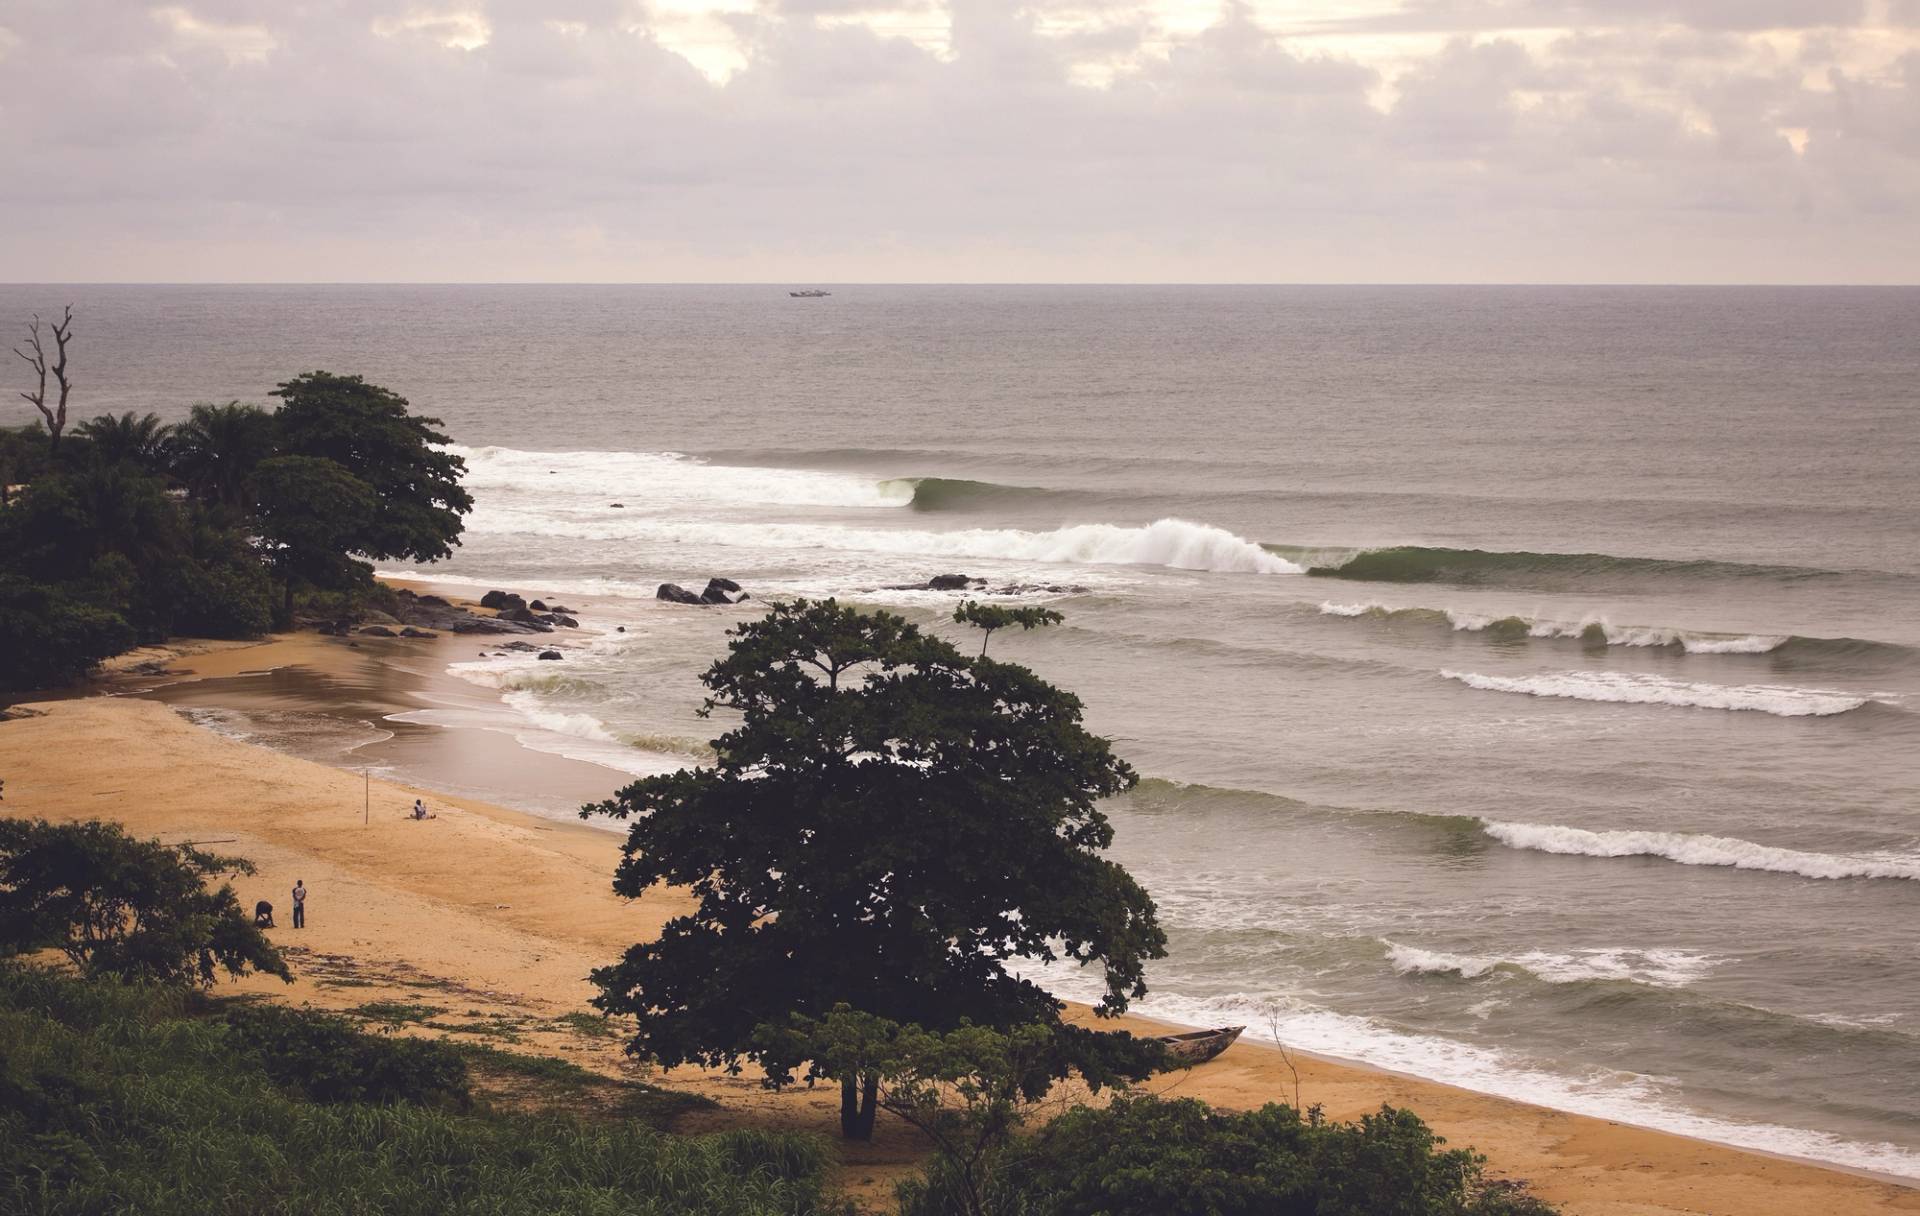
[1262,999,1305,1114]
[15,305,75,450]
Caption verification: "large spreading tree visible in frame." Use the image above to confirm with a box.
[585,598,1167,1138]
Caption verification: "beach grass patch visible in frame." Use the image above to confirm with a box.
[346,999,443,1024]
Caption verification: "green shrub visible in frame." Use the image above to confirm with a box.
[225,1003,471,1109]
[898,1094,1557,1216]
[0,965,836,1216]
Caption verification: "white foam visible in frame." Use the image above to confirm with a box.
[464,513,1302,576]
[449,444,914,510]
[1318,600,1380,617]
[1386,942,1717,987]
[1056,983,1920,1181]
[1440,669,1871,717]
[1483,821,1920,881]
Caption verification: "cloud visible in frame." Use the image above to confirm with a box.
[0,1,1913,281]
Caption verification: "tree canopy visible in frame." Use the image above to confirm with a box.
[0,818,289,988]
[584,598,1166,1137]
[271,371,472,564]
[1,352,470,685]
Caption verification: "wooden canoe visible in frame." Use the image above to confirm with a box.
[1155,1025,1244,1067]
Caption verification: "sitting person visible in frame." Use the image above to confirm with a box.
[254,900,275,928]
[411,798,436,820]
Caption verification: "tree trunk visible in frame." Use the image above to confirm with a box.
[840,1073,881,1140]
[280,580,296,629]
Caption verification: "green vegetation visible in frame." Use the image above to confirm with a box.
[0,818,288,988]
[346,999,444,1024]
[585,598,1166,1139]
[0,965,838,1216]
[898,1094,1558,1216]
[758,1007,1156,1216]
[2,308,472,689]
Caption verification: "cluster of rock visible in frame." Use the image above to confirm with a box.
[475,590,580,631]
[310,588,587,639]
[882,574,1090,596]
[657,578,751,606]
[478,639,567,661]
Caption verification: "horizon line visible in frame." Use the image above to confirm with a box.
[3,281,1918,289]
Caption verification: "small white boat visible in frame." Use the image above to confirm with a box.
[1155,1025,1244,1067]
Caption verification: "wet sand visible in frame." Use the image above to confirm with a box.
[1,625,1916,1215]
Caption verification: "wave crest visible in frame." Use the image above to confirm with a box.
[1440,669,1874,717]
[1483,821,1920,881]
[1385,942,1718,987]
[1304,545,1838,588]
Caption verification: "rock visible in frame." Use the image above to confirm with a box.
[399,627,437,639]
[549,604,575,614]
[537,650,563,661]
[358,625,398,637]
[417,594,450,607]
[396,588,416,598]
[450,618,524,635]
[616,626,626,633]
[552,615,579,628]
[700,578,749,605]
[500,606,554,630]
[656,583,704,605]
[500,641,541,653]
[926,573,982,591]
[480,590,510,609]
[609,502,625,508]
[529,599,549,612]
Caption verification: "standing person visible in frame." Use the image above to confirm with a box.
[291,879,307,929]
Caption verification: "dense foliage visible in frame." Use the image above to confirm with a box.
[898,1094,1559,1216]
[0,818,288,988]
[0,966,836,1216]
[758,1007,1163,1214]
[585,598,1166,1138]
[0,363,470,689]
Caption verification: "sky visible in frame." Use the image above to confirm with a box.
[0,1,1916,283]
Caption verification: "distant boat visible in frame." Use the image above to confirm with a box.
[1155,1025,1244,1067]
[789,289,831,298]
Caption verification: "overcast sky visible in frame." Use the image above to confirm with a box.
[1,1,1916,282]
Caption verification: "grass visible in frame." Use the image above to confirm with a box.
[0,965,834,1216]
[557,1010,620,1038]
[346,999,443,1024]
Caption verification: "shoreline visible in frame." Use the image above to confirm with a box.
[1,622,1916,1212]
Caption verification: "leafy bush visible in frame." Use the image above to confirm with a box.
[225,1003,471,1108]
[0,819,288,988]
[0,965,837,1216]
[898,1094,1557,1216]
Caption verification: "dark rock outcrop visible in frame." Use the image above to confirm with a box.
[399,627,437,639]
[480,590,527,611]
[529,599,549,612]
[657,583,705,605]
[358,625,398,637]
[926,574,982,590]
[551,615,579,628]
[537,650,563,661]
[500,641,541,653]
[700,578,750,605]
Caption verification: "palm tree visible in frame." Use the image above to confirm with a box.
[71,411,174,474]
[168,402,277,511]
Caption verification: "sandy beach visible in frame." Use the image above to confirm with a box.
[1,629,1915,1216]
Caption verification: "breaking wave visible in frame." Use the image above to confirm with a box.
[450,444,916,510]
[468,510,1304,576]
[1482,821,1920,882]
[1384,942,1719,987]
[1439,669,1876,717]
[879,476,1083,513]
[1300,545,1842,588]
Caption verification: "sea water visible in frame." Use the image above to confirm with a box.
[16,283,1919,1176]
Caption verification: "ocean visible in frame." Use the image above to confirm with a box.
[14,283,1919,1177]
